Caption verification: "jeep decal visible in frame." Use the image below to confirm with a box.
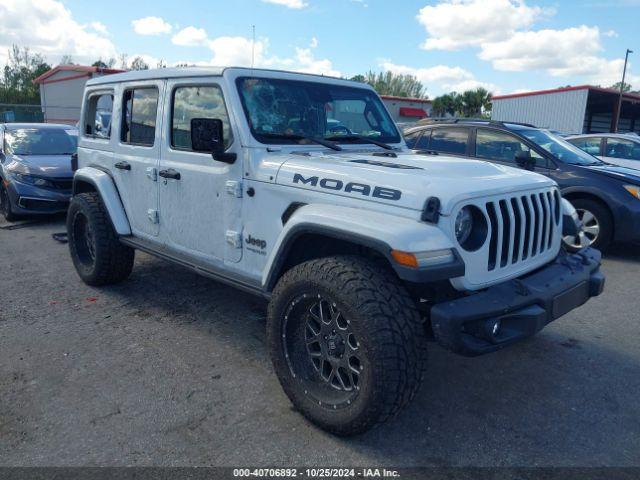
[292,173,402,201]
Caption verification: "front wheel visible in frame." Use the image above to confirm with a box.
[563,198,613,253]
[67,192,135,286]
[0,184,17,222]
[267,256,427,436]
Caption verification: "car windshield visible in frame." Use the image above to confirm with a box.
[519,129,603,166]
[5,128,77,155]
[236,77,401,145]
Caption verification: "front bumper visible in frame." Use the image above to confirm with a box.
[430,247,604,356]
[6,180,71,215]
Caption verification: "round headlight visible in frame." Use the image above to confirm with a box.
[454,205,489,251]
[455,207,473,245]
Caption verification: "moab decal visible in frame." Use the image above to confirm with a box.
[292,173,401,201]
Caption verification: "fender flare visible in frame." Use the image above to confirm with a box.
[73,167,131,236]
[262,204,462,291]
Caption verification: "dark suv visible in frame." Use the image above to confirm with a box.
[404,120,640,252]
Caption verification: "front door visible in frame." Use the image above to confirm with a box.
[112,80,164,239]
[158,79,243,264]
[474,128,550,174]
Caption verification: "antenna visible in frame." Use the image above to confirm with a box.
[251,25,256,68]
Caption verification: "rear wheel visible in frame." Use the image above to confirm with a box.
[563,198,612,252]
[0,184,17,222]
[67,192,134,286]
[267,255,427,436]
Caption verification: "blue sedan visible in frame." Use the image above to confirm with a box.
[0,123,77,221]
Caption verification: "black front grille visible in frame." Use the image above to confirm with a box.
[485,188,560,271]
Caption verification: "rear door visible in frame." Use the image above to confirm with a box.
[112,81,164,239]
[423,127,470,157]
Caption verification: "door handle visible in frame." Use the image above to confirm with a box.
[114,161,131,171]
[158,168,181,180]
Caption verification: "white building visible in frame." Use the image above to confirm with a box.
[34,65,123,125]
[492,85,640,135]
[380,95,432,124]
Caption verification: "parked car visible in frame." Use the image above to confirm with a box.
[404,120,640,252]
[566,133,640,170]
[68,68,603,435]
[0,123,77,221]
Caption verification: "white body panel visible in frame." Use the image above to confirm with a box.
[77,67,564,293]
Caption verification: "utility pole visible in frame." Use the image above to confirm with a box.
[251,25,256,69]
[613,48,633,133]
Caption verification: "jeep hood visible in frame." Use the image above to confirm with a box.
[275,150,555,214]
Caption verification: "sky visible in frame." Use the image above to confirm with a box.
[0,0,639,97]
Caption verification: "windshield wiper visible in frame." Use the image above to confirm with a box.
[260,133,342,151]
[324,134,393,150]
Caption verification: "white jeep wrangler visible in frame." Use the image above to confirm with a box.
[69,67,604,435]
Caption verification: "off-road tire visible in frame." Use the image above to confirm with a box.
[67,192,134,286]
[566,198,613,253]
[0,184,17,222]
[267,255,427,436]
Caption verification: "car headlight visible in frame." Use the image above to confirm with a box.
[11,172,55,188]
[455,207,474,245]
[624,185,640,200]
[454,205,488,251]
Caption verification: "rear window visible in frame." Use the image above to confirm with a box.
[121,88,159,146]
[429,127,469,155]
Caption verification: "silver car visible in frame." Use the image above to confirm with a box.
[567,133,640,170]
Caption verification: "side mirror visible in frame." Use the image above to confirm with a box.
[515,150,536,171]
[190,118,236,164]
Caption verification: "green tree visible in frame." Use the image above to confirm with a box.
[59,54,75,65]
[610,81,633,92]
[0,45,51,104]
[460,87,492,117]
[352,71,428,99]
[92,58,116,69]
[130,56,149,71]
[431,92,462,117]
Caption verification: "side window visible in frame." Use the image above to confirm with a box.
[605,138,640,160]
[569,137,601,156]
[429,128,469,155]
[475,128,545,166]
[404,131,422,149]
[83,93,113,139]
[171,85,233,150]
[121,88,159,146]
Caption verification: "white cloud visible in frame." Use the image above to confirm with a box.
[208,36,266,66]
[479,26,603,72]
[415,0,636,88]
[417,0,549,51]
[172,26,209,46]
[380,61,498,95]
[310,37,318,48]
[131,16,172,35]
[261,0,308,8]
[90,21,108,35]
[0,0,118,66]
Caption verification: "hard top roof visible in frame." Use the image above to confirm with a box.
[86,66,359,87]
[2,123,77,130]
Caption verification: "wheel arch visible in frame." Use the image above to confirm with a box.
[262,204,458,292]
[73,167,131,236]
[562,188,616,244]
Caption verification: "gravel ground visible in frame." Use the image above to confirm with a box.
[0,215,639,467]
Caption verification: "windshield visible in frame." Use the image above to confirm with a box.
[5,128,77,155]
[236,77,401,145]
[519,129,603,166]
